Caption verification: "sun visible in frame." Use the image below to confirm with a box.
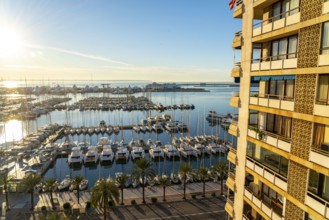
[0,27,22,59]
[3,81,19,88]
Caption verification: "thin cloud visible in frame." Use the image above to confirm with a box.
[23,43,134,67]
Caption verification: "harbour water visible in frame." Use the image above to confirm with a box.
[0,82,244,189]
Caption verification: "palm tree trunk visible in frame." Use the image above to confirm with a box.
[183,180,186,199]
[77,189,80,204]
[163,186,166,201]
[50,192,54,209]
[121,188,124,205]
[220,178,223,195]
[103,199,107,220]
[5,189,9,210]
[142,176,145,204]
[202,180,205,197]
[30,190,34,210]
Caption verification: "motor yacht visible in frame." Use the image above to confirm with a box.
[207,143,224,154]
[58,175,71,191]
[99,145,114,163]
[97,137,111,147]
[194,143,211,156]
[164,121,177,132]
[79,179,89,190]
[131,146,145,160]
[68,147,83,164]
[178,143,198,158]
[115,146,129,161]
[163,145,180,158]
[83,146,99,164]
[152,123,163,133]
[149,145,164,159]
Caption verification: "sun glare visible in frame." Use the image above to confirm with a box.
[2,81,18,88]
[0,27,22,59]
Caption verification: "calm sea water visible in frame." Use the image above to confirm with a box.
[1,82,243,187]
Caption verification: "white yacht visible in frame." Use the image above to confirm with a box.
[194,143,211,156]
[68,147,83,164]
[207,143,224,154]
[131,146,145,160]
[97,137,111,147]
[177,122,188,131]
[129,139,138,148]
[132,125,140,133]
[165,121,177,132]
[163,144,180,158]
[58,175,71,191]
[149,145,164,159]
[77,141,90,151]
[79,179,89,190]
[116,146,129,161]
[83,146,99,164]
[60,140,77,151]
[99,145,114,163]
[152,123,163,132]
[178,143,198,158]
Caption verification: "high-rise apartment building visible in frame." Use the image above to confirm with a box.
[226,0,329,219]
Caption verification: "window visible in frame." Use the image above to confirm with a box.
[317,74,329,104]
[308,170,329,202]
[271,35,298,60]
[271,0,300,21]
[266,114,292,138]
[322,22,329,54]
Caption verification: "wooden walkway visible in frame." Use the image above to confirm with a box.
[35,181,225,210]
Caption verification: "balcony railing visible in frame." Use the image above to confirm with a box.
[309,144,329,169]
[249,93,295,111]
[244,187,284,220]
[225,197,235,218]
[323,0,329,14]
[231,62,241,78]
[253,7,300,37]
[251,53,298,71]
[319,48,329,66]
[246,156,288,191]
[305,191,329,219]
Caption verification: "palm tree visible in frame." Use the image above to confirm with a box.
[0,170,14,210]
[71,175,84,204]
[213,161,228,195]
[198,167,209,197]
[132,158,155,204]
[20,173,42,210]
[158,175,171,201]
[90,179,119,220]
[115,174,128,205]
[43,178,58,210]
[179,162,191,200]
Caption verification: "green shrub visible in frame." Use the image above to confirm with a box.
[211,192,216,197]
[191,194,196,199]
[108,200,114,207]
[41,206,47,211]
[63,202,71,210]
[131,199,137,205]
[151,197,157,203]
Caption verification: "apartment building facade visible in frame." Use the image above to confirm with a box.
[226,0,329,219]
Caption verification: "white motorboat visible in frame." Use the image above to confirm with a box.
[60,140,77,151]
[115,172,123,188]
[68,147,83,164]
[131,146,145,160]
[77,141,90,151]
[99,145,114,163]
[125,174,132,188]
[207,143,224,154]
[83,146,99,164]
[97,137,111,147]
[149,145,164,159]
[129,139,137,148]
[58,175,71,191]
[178,143,198,158]
[152,123,163,132]
[139,125,147,133]
[146,139,153,146]
[162,113,171,121]
[194,143,211,156]
[115,146,129,161]
[170,173,180,184]
[163,145,180,158]
[113,126,120,134]
[164,121,177,132]
[132,125,140,133]
[79,179,89,190]
[177,122,188,131]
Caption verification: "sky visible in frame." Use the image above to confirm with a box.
[0,0,241,82]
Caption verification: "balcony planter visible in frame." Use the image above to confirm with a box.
[250,127,266,140]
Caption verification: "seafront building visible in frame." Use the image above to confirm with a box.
[226,0,329,219]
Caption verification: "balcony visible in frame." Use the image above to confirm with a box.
[252,8,300,37]
[228,147,237,165]
[318,51,329,66]
[230,92,240,108]
[314,102,329,117]
[225,197,235,218]
[233,0,243,18]
[228,120,239,137]
[249,93,294,111]
[251,54,298,71]
[247,127,291,153]
[226,172,236,192]
[309,145,329,169]
[232,31,242,49]
[246,157,287,191]
[305,192,329,219]
[231,63,242,78]
[244,188,284,220]
[324,0,329,14]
